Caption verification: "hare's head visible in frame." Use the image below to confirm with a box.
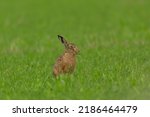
[58,35,79,55]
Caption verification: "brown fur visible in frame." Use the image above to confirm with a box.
[53,35,79,77]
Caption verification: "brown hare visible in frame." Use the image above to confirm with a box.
[53,35,79,77]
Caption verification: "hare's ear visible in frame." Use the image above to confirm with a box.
[58,35,65,43]
[58,35,68,45]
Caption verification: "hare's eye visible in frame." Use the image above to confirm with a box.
[69,45,73,48]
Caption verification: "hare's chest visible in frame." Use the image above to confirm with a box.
[63,53,76,66]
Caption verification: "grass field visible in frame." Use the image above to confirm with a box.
[0,0,150,99]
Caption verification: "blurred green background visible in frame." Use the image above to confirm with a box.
[0,0,150,99]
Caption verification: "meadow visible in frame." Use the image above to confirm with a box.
[0,0,150,99]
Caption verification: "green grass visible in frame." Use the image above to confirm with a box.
[0,0,150,99]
